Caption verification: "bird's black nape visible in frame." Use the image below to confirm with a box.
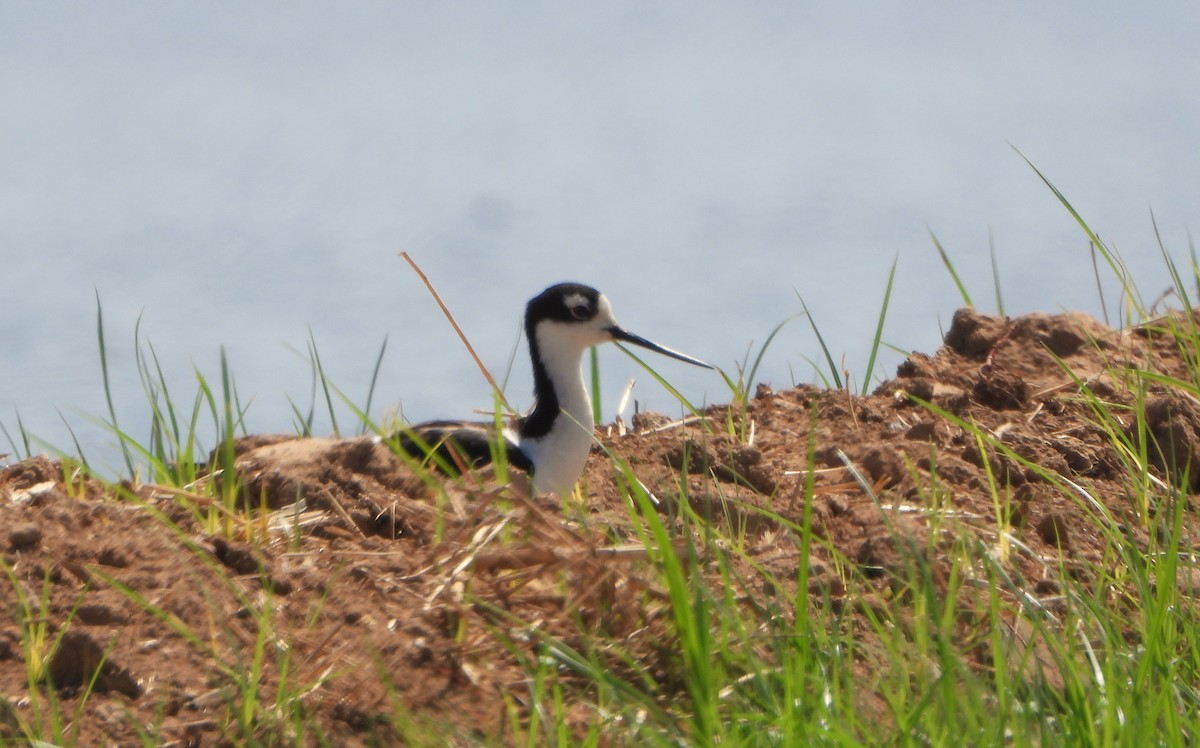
[519,284,604,441]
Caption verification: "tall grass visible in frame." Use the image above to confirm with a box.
[0,412,31,462]
[0,558,96,745]
[4,159,1200,744]
[497,158,1200,745]
[792,257,897,394]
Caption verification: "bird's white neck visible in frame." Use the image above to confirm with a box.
[517,322,598,494]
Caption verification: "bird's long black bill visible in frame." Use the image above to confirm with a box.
[609,327,713,369]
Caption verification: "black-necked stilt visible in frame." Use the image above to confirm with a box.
[390,282,712,494]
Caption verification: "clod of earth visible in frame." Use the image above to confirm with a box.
[1,307,1199,744]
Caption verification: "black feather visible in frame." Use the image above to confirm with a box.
[388,421,533,477]
[520,282,600,440]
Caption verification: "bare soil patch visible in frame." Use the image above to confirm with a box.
[2,308,1199,745]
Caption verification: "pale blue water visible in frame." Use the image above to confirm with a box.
[2,3,1198,475]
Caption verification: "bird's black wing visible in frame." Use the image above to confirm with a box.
[386,421,533,476]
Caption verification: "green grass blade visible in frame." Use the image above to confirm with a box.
[590,346,602,424]
[989,227,1005,316]
[96,292,135,476]
[619,461,718,745]
[307,330,339,437]
[611,344,706,419]
[1011,143,1145,317]
[1153,209,1194,311]
[746,314,799,397]
[794,293,843,389]
[1189,233,1199,303]
[861,256,897,395]
[360,335,388,436]
[1,411,31,460]
[54,409,88,469]
[144,338,186,462]
[929,227,973,308]
[1090,240,1110,326]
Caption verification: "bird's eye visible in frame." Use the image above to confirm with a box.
[570,304,590,320]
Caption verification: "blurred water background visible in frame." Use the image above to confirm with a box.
[2,3,1198,475]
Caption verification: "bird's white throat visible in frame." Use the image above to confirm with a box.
[518,319,599,494]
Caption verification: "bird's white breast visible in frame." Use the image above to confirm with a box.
[518,413,594,494]
[519,320,600,494]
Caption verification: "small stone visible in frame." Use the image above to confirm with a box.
[76,603,130,626]
[48,629,141,698]
[973,371,1029,410]
[210,537,259,575]
[97,547,131,568]
[407,636,433,666]
[858,447,906,488]
[1036,513,1071,549]
[265,574,294,596]
[1034,578,1060,596]
[904,421,939,442]
[8,523,42,550]
[898,377,936,402]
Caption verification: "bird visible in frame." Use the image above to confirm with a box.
[387,282,712,494]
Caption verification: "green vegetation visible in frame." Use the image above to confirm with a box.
[2,162,1200,745]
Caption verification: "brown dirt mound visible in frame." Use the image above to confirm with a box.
[2,308,1199,744]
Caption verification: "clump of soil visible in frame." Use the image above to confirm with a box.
[2,308,1199,744]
